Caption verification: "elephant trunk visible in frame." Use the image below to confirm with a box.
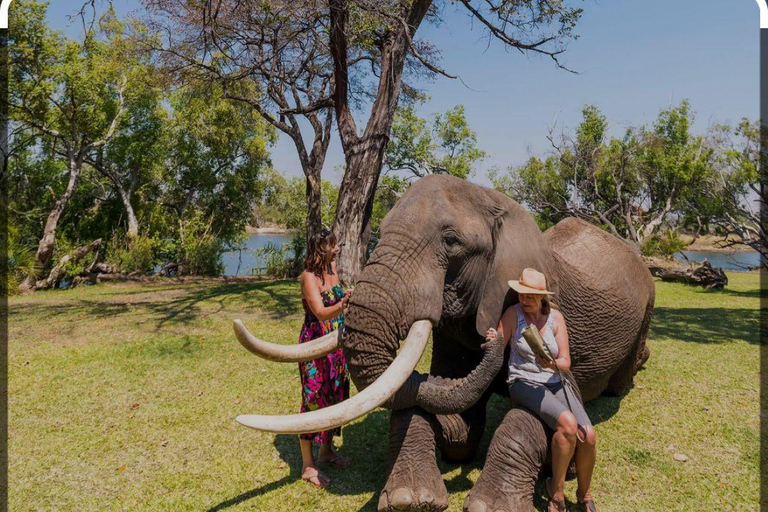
[344,242,506,415]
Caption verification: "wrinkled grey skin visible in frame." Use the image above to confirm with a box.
[343,175,654,512]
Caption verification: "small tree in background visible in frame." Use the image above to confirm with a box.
[491,101,713,251]
[9,0,136,289]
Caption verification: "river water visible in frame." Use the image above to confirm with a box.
[220,234,761,276]
[221,233,293,276]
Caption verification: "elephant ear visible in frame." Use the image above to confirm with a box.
[475,191,549,336]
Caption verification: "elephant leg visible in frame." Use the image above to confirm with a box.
[379,407,449,512]
[606,302,654,396]
[463,407,549,512]
[435,393,490,464]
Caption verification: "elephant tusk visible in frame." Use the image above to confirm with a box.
[236,320,432,434]
[233,319,341,363]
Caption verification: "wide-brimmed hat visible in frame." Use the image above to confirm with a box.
[508,268,554,295]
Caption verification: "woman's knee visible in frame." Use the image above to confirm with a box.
[555,411,578,441]
[578,425,596,447]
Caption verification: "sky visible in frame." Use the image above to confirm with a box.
[45,0,760,187]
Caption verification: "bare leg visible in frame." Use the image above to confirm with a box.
[575,426,597,502]
[548,411,578,502]
[300,437,329,487]
[317,439,350,467]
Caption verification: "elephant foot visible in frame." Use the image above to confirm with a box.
[379,486,448,512]
[463,408,548,512]
[435,394,489,464]
[379,408,448,512]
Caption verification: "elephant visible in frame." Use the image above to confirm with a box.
[233,174,654,512]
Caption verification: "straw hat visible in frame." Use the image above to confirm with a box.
[508,268,554,295]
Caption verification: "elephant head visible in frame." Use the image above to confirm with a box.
[234,175,554,433]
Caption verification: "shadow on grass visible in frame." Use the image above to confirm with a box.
[650,307,759,345]
[206,390,632,512]
[12,280,303,330]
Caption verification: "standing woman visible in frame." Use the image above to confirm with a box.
[298,228,353,488]
[486,268,599,512]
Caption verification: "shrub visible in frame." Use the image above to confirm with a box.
[106,234,157,274]
[255,233,306,278]
[642,230,688,257]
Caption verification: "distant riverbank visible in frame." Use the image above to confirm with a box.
[679,234,756,253]
[244,225,298,235]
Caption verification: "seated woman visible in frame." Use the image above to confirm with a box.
[486,268,598,512]
[297,228,353,488]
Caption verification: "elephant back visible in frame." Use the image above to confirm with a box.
[544,217,655,402]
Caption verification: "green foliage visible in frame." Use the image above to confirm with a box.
[385,104,486,179]
[105,234,157,274]
[254,233,306,278]
[641,230,687,257]
[254,168,340,233]
[4,224,38,294]
[175,213,226,276]
[373,103,486,233]
[493,101,715,246]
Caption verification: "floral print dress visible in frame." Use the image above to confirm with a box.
[298,283,350,443]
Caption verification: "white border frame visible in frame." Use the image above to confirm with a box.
[0,0,11,30]
[757,0,768,28]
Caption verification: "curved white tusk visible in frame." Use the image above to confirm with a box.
[236,320,432,434]
[233,319,342,363]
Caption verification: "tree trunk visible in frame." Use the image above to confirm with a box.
[329,0,433,284]
[35,238,102,290]
[305,168,323,243]
[20,158,83,291]
[333,140,386,284]
[647,260,729,289]
[118,186,139,239]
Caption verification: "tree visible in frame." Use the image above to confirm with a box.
[492,102,712,249]
[686,119,766,262]
[385,104,486,179]
[82,14,167,239]
[160,81,276,246]
[9,0,135,289]
[329,0,582,282]
[369,103,486,232]
[254,167,340,231]
[144,0,336,242]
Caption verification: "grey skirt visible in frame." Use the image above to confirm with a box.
[508,378,592,431]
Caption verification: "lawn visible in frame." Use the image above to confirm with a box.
[8,272,762,511]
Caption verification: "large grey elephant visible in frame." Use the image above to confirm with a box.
[233,175,654,512]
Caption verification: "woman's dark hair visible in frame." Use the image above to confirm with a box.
[540,295,551,315]
[304,228,337,283]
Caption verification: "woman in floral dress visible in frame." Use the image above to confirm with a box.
[298,228,352,488]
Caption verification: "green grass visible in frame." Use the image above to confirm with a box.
[8,272,762,511]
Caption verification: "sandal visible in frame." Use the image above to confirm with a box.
[316,454,351,468]
[577,498,599,512]
[545,477,566,512]
[301,467,330,488]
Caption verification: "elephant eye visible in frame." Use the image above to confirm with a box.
[443,232,460,248]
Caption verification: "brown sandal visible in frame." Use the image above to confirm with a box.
[545,477,566,512]
[316,454,351,468]
[578,499,599,512]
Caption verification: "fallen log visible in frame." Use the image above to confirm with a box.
[647,260,728,289]
[34,238,102,290]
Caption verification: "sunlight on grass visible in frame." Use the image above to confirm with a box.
[8,272,761,511]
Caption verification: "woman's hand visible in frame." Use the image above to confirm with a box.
[485,328,498,344]
[535,353,557,370]
[342,289,353,306]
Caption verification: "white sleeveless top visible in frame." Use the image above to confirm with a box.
[507,304,560,385]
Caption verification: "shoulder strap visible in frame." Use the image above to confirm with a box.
[515,304,526,328]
